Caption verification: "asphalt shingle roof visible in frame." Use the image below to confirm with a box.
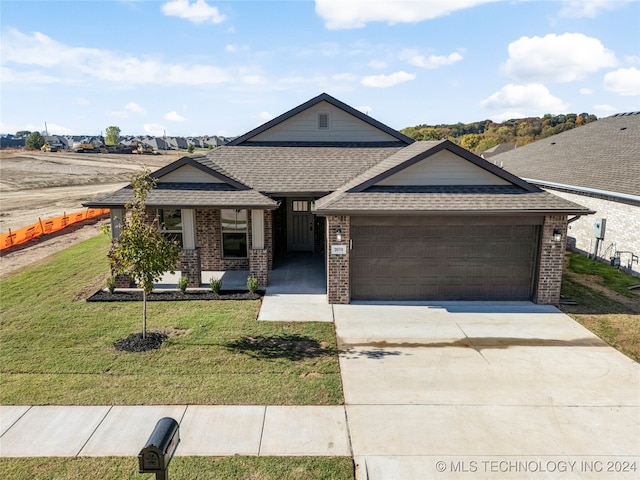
[197,145,404,194]
[316,141,592,215]
[85,183,278,209]
[495,113,640,198]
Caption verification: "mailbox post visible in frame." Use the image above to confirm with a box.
[138,417,180,480]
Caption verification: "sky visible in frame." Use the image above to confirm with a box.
[1,0,639,138]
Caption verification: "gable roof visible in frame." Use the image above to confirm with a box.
[315,140,592,215]
[228,92,414,146]
[196,144,404,195]
[84,155,278,210]
[495,112,640,201]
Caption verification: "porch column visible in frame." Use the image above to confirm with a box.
[534,214,568,305]
[109,208,135,287]
[326,215,350,304]
[249,209,268,287]
[180,209,201,287]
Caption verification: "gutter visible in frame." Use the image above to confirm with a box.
[523,178,640,205]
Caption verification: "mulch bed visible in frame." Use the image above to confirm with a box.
[87,289,264,302]
[114,332,168,352]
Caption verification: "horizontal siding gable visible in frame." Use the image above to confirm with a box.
[251,101,399,142]
[376,149,511,186]
[157,164,224,184]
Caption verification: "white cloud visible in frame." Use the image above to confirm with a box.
[74,97,90,106]
[402,50,463,69]
[504,33,618,83]
[480,83,569,115]
[109,110,129,118]
[143,123,166,136]
[331,72,358,82]
[579,88,594,95]
[558,0,630,18]
[315,0,498,29]
[252,111,273,123]
[0,29,233,87]
[164,111,186,121]
[126,102,146,114]
[161,0,226,24]
[368,60,387,69]
[593,104,618,114]
[626,55,640,66]
[357,105,373,115]
[361,71,416,88]
[603,67,640,96]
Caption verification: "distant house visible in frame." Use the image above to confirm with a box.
[87,93,590,304]
[496,112,640,275]
[480,143,516,160]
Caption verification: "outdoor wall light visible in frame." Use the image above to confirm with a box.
[336,226,342,242]
[553,228,562,242]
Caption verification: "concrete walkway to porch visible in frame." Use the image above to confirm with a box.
[258,253,334,322]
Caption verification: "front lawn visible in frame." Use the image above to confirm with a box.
[0,457,355,480]
[0,235,343,405]
[561,252,640,363]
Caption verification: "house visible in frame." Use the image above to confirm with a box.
[495,112,640,276]
[479,143,516,160]
[86,93,592,304]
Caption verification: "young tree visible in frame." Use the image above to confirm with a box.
[105,125,121,145]
[187,143,195,153]
[25,132,45,150]
[107,171,181,338]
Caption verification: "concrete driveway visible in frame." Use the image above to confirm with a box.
[334,303,640,480]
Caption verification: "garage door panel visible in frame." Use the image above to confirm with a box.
[351,219,539,301]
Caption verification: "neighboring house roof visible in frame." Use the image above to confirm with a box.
[197,145,404,195]
[494,112,640,201]
[315,140,591,215]
[228,92,414,146]
[480,143,516,159]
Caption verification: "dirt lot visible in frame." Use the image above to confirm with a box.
[0,150,184,277]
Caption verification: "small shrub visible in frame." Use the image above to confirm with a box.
[209,277,222,293]
[178,276,188,293]
[247,276,259,293]
[106,276,116,293]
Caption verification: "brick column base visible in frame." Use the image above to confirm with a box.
[180,248,201,288]
[249,249,268,287]
[326,216,350,304]
[534,215,568,305]
[114,274,135,288]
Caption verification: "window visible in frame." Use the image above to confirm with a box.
[158,209,183,246]
[292,201,309,212]
[317,112,330,130]
[221,209,247,257]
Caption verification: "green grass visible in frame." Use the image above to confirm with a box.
[0,235,343,405]
[566,252,639,298]
[0,457,355,480]
[560,276,630,313]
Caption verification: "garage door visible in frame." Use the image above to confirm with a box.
[350,216,541,301]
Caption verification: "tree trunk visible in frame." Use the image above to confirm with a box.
[142,290,147,339]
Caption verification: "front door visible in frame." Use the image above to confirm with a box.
[287,198,314,251]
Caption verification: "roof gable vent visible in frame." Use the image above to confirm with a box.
[317,111,330,130]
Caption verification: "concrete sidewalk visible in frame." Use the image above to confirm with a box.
[0,405,350,457]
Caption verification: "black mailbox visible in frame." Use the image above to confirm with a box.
[138,417,180,480]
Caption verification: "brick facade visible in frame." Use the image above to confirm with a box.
[326,215,350,304]
[534,214,568,305]
[179,248,201,287]
[545,188,639,276]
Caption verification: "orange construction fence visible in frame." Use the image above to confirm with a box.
[0,208,110,251]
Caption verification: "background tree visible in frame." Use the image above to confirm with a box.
[107,171,181,339]
[25,132,45,150]
[187,143,195,153]
[105,125,121,146]
[15,130,31,138]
